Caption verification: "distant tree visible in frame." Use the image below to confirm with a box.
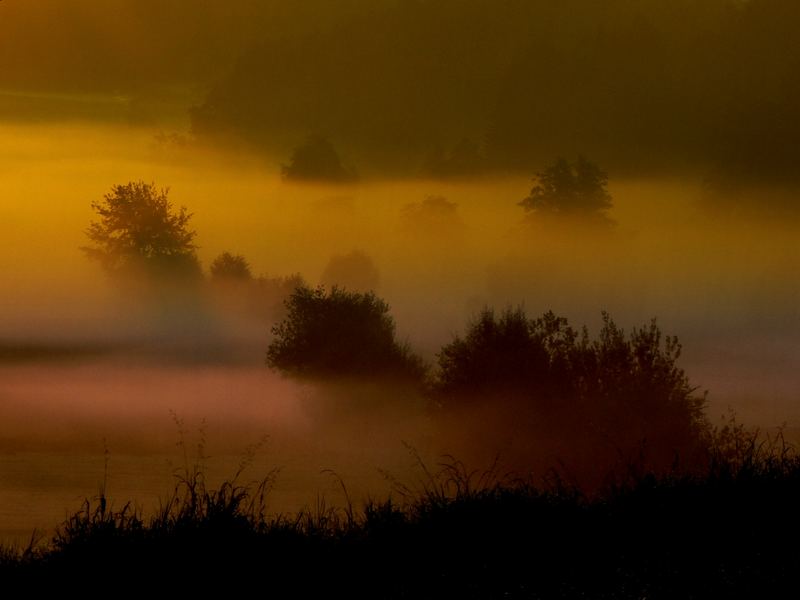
[82,181,201,280]
[210,252,252,282]
[519,157,613,222]
[281,135,358,183]
[266,285,425,382]
[250,273,306,322]
[320,250,380,292]
[210,266,305,325]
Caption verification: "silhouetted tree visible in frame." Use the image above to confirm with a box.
[435,308,575,401]
[266,285,424,382]
[281,135,358,183]
[519,157,613,222]
[210,252,252,282]
[82,181,201,280]
[434,308,709,470]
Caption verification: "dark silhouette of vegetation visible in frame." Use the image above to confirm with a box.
[434,308,708,473]
[519,157,613,223]
[19,2,799,185]
[281,135,358,183]
[266,285,424,382]
[4,431,800,597]
[82,181,201,281]
[186,0,800,190]
[209,252,252,282]
[319,250,380,292]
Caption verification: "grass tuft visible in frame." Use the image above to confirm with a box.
[2,421,800,596]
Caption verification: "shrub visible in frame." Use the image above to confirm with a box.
[266,285,425,382]
[433,308,710,472]
[435,308,576,402]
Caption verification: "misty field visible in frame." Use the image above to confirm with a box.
[2,3,800,591]
[0,121,798,550]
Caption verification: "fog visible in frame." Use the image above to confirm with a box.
[0,119,798,543]
[1,122,797,354]
[1,0,798,546]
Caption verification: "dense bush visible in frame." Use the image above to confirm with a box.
[266,285,425,382]
[434,308,710,472]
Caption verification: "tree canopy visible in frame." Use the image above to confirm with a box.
[266,285,424,382]
[281,135,358,183]
[210,252,253,282]
[82,181,200,280]
[434,308,709,469]
[519,157,613,221]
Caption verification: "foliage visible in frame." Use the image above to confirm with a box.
[281,135,358,183]
[434,308,709,470]
[191,1,800,186]
[519,156,613,222]
[82,181,200,280]
[266,285,424,382]
[210,252,252,282]
[436,308,573,399]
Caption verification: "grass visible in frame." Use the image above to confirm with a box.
[2,425,800,597]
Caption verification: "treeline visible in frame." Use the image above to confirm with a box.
[192,0,800,184]
[5,2,798,186]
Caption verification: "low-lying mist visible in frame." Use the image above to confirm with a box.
[0,120,798,543]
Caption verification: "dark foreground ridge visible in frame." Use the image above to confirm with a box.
[2,431,799,598]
